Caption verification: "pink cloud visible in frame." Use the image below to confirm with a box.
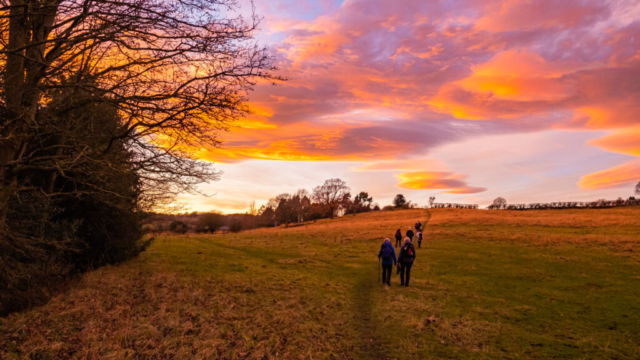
[396,171,486,194]
[578,159,640,190]
[196,0,640,194]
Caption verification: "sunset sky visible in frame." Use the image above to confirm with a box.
[180,0,640,213]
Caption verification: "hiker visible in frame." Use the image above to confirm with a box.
[406,227,414,242]
[395,228,402,247]
[417,230,423,248]
[397,238,416,286]
[415,220,422,232]
[378,238,397,286]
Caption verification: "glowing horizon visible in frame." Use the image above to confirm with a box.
[179,0,640,214]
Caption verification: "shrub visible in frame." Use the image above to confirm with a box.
[0,192,142,316]
[229,219,242,233]
[169,220,188,234]
[196,212,224,233]
[141,223,155,234]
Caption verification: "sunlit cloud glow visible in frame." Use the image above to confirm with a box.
[185,0,640,212]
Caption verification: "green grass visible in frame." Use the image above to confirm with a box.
[1,208,640,359]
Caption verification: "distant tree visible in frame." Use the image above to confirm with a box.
[492,197,507,209]
[229,219,242,233]
[299,193,312,222]
[372,203,381,211]
[382,205,395,211]
[635,181,640,196]
[275,193,294,227]
[393,194,407,208]
[248,201,258,216]
[312,179,350,219]
[429,196,436,208]
[169,221,188,234]
[196,212,224,233]
[340,192,353,215]
[307,203,326,222]
[354,192,373,213]
[258,206,276,227]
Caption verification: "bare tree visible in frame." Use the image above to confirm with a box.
[428,196,436,208]
[635,181,640,196]
[0,0,280,223]
[492,197,507,209]
[312,178,350,219]
[196,212,224,233]
[248,201,258,216]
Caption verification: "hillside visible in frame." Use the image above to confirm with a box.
[2,208,640,359]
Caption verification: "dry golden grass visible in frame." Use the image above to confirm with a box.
[1,208,639,359]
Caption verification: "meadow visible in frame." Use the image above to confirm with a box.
[1,208,640,359]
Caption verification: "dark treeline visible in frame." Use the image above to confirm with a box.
[487,194,640,210]
[144,178,383,233]
[431,203,479,209]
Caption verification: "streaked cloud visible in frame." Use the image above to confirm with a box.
[578,159,640,190]
[396,171,486,194]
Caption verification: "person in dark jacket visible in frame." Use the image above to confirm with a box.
[406,227,414,241]
[394,229,402,247]
[415,220,422,232]
[397,238,416,286]
[417,230,423,248]
[378,238,397,286]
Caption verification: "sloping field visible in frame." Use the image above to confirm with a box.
[2,208,640,359]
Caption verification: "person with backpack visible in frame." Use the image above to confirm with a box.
[406,227,414,242]
[378,239,397,286]
[395,228,402,247]
[397,238,416,286]
[417,230,423,248]
[415,220,422,232]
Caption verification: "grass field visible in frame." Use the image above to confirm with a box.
[2,208,640,359]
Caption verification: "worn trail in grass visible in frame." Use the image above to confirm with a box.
[2,208,640,359]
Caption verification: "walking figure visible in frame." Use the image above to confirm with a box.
[398,238,416,287]
[417,230,423,248]
[415,220,422,232]
[378,238,397,286]
[394,228,402,247]
[406,227,414,242]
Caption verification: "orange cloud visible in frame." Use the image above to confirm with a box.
[588,127,640,157]
[578,159,640,190]
[396,171,486,193]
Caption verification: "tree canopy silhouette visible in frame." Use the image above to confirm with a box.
[0,0,280,222]
[312,178,350,219]
[393,194,407,208]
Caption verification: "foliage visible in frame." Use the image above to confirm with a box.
[393,194,407,208]
[0,0,279,315]
[229,219,242,233]
[196,212,224,233]
[169,221,188,234]
[312,179,351,219]
[490,197,508,209]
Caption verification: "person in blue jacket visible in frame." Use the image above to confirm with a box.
[378,238,397,286]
